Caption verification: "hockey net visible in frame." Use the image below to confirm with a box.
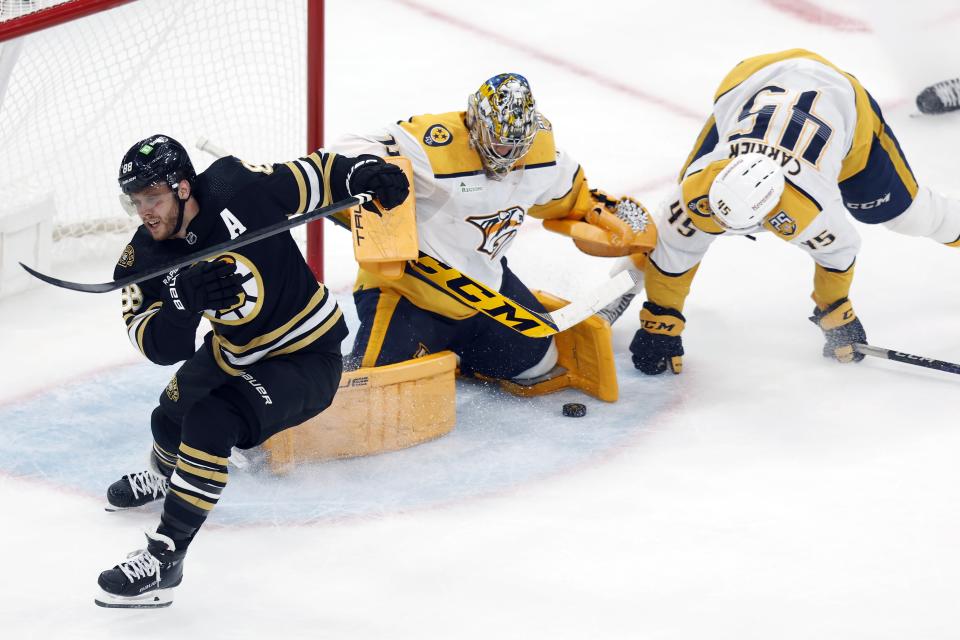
[0,0,323,268]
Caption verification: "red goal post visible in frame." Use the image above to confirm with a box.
[0,0,327,279]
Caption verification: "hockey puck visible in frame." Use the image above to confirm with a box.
[562,402,586,418]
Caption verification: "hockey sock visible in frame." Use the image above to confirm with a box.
[158,442,229,549]
[151,441,178,477]
[155,390,249,549]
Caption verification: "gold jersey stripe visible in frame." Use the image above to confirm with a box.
[714,48,823,102]
[361,289,402,368]
[268,307,344,359]
[311,152,335,208]
[285,161,308,214]
[176,458,229,484]
[678,115,717,181]
[834,72,881,182]
[178,442,228,467]
[212,347,243,377]
[877,129,918,198]
[135,306,162,355]
[527,167,586,220]
[214,285,327,354]
[125,301,161,331]
[170,488,216,512]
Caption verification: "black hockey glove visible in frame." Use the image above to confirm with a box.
[629,301,685,375]
[346,155,410,213]
[162,260,244,315]
[809,297,866,363]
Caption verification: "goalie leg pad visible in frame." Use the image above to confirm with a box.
[454,264,554,379]
[497,290,619,402]
[262,352,457,474]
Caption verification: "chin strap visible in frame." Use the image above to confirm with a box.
[170,194,187,236]
[169,180,190,236]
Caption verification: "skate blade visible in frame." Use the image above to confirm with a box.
[103,505,139,513]
[94,587,174,609]
[104,502,159,512]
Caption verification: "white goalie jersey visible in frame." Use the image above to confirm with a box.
[331,111,582,298]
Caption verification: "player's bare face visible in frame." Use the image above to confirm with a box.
[130,185,178,240]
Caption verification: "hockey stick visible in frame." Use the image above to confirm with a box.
[407,253,641,338]
[19,193,374,293]
[191,139,639,337]
[853,343,960,377]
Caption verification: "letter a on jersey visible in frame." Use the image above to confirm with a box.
[220,208,248,239]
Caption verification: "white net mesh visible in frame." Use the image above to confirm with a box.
[0,0,310,261]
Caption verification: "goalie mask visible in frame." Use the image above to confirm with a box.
[708,152,784,234]
[118,134,197,235]
[466,73,539,180]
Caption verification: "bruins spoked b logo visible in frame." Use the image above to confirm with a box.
[202,252,264,325]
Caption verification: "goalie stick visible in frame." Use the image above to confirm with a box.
[407,253,640,338]
[853,343,960,377]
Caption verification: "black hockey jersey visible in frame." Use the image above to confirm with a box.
[115,152,350,374]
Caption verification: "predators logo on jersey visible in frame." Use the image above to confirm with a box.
[424,124,453,147]
[466,206,525,260]
[687,195,713,218]
[768,211,798,236]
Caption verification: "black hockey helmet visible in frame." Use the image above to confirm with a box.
[118,134,196,195]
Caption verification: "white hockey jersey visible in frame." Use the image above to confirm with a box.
[332,111,585,319]
[645,49,912,313]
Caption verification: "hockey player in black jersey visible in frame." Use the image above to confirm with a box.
[95,134,408,609]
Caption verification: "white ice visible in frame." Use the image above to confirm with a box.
[1,0,959,638]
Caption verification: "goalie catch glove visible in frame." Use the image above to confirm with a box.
[162,260,244,316]
[809,297,866,363]
[346,155,410,213]
[586,189,649,248]
[629,301,684,375]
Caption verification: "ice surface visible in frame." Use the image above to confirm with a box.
[1,1,959,638]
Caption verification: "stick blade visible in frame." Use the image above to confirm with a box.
[549,270,640,333]
[19,262,116,293]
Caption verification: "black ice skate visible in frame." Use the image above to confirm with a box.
[916,78,960,114]
[94,531,185,609]
[105,469,169,511]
